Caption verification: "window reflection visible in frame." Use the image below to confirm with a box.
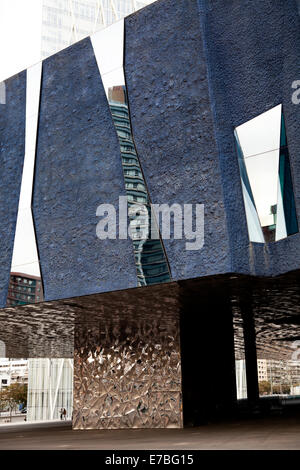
[235,104,298,243]
[258,359,300,398]
[232,297,248,400]
[0,81,6,105]
[91,20,171,286]
[109,86,170,286]
[6,64,44,307]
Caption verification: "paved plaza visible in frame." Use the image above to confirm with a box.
[0,416,300,450]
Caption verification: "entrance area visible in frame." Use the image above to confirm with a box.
[1,273,300,429]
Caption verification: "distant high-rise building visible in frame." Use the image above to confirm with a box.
[235,359,247,399]
[108,85,170,286]
[41,0,156,58]
[257,359,268,382]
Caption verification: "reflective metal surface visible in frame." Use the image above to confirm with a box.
[73,302,182,429]
[1,274,300,427]
[232,296,248,399]
[235,105,298,243]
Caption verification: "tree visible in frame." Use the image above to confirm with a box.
[6,383,27,407]
[0,390,8,412]
[259,381,271,395]
[272,384,290,395]
[0,384,27,421]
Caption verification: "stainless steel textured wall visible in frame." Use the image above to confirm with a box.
[73,306,182,429]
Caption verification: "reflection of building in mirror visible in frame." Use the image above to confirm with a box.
[258,359,300,396]
[108,85,170,286]
[235,104,298,243]
[7,64,43,308]
[6,273,43,308]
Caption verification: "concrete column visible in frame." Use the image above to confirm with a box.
[180,280,237,426]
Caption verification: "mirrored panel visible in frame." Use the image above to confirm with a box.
[232,297,248,401]
[252,278,300,404]
[6,64,44,307]
[91,21,171,286]
[0,81,5,105]
[235,104,298,243]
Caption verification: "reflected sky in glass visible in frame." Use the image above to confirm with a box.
[236,104,298,243]
[7,63,43,307]
[236,105,282,228]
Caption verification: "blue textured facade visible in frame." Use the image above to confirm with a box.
[197,0,300,276]
[124,0,231,281]
[0,72,26,308]
[0,0,299,305]
[125,0,300,279]
[32,38,138,301]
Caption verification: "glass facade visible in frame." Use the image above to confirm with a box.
[92,20,171,286]
[235,104,298,243]
[109,88,170,285]
[6,275,43,307]
[7,63,44,308]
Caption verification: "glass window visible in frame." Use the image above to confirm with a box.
[91,19,171,287]
[235,104,298,243]
[7,63,44,308]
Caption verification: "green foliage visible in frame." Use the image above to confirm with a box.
[259,380,271,395]
[0,383,27,412]
[272,384,290,395]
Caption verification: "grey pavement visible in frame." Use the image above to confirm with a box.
[0,416,300,450]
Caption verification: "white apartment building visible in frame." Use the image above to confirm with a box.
[235,359,247,400]
[0,359,28,391]
[257,359,268,382]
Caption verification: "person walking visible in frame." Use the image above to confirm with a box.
[60,408,64,420]
[63,408,67,420]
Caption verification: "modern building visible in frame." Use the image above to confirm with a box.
[257,359,268,383]
[0,359,28,391]
[0,0,300,430]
